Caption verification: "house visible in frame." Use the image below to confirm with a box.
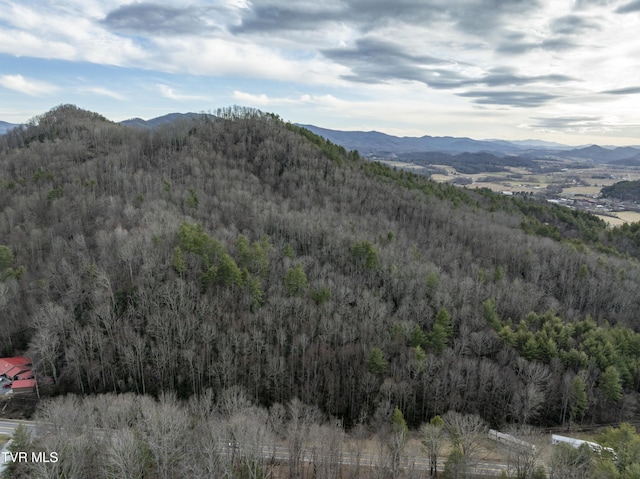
[0,357,31,377]
[9,379,36,395]
[15,370,34,380]
[0,357,36,395]
[5,366,32,380]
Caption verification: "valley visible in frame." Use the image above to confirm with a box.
[425,161,640,225]
[299,125,640,223]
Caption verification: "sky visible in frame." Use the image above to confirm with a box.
[1,0,640,145]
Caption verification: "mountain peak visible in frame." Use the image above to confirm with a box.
[120,112,214,129]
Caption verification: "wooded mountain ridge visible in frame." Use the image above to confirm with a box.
[601,180,640,201]
[2,105,640,433]
[7,112,640,161]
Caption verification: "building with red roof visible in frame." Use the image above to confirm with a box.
[15,370,34,380]
[0,357,31,376]
[10,379,36,395]
[0,357,36,395]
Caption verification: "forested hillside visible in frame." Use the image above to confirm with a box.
[602,180,640,201]
[2,105,640,433]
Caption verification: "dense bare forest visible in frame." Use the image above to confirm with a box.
[2,105,640,477]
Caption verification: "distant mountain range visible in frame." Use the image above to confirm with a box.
[0,121,19,134]
[119,112,212,129]
[296,124,572,156]
[557,144,640,163]
[297,124,640,165]
[3,112,640,164]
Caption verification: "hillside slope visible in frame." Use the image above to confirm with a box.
[1,105,640,428]
[601,180,640,201]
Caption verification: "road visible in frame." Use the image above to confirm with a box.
[0,419,36,437]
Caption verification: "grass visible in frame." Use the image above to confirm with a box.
[596,215,626,226]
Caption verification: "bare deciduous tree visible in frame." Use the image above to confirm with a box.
[141,392,189,479]
[443,411,488,469]
[103,428,147,479]
[287,398,318,479]
[421,415,446,479]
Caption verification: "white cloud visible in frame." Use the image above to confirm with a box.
[81,87,126,100]
[0,2,147,65]
[158,84,207,101]
[232,91,343,107]
[0,74,58,96]
[0,29,77,60]
[233,91,271,105]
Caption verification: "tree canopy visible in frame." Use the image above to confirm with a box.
[2,105,640,430]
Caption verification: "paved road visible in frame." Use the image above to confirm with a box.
[0,419,36,437]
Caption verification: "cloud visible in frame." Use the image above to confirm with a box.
[529,116,603,129]
[346,0,447,26]
[603,86,640,95]
[551,14,601,35]
[478,69,575,87]
[322,37,453,68]
[523,115,640,134]
[158,84,206,101]
[233,91,271,105]
[101,3,220,36]
[574,0,618,9]
[321,38,575,92]
[494,12,601,56]
[0,74,58,96]
[451,0,544,35]
[0,3,150,66]
[230,0,442,34]
[496,36,581,55]
[232,90,343,107]
[231,0,544,37]
[616,0,640,13]
[458,90,560,107]
[321,37,467,88]
[538,15,602,52]
[81,87,126,100]
[230,3,342,34]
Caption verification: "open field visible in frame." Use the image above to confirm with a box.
[429,162,640,193]
[597,211,640,226]
[430,173,452,182]
[421,159,640,223]
[614,211,640,223]
[596,215,626,226]
[378,160,426,170]
[560,186,603,197]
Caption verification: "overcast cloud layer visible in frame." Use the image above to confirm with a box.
[1,0,640,144]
